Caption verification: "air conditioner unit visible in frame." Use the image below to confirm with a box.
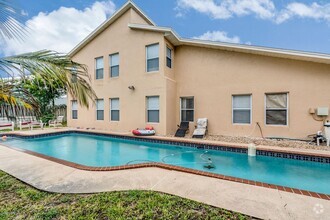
[317,107,329,116]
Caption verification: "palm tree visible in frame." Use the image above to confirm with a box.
[0,0,96,117]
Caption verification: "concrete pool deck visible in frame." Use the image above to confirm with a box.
[0,128,330,219]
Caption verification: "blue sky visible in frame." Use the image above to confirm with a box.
[1,0,330,56]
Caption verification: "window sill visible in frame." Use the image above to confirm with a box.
[265,124,289,127]
[146,71,159,74]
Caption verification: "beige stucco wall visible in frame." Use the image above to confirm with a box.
[174,46,330,138]
[68,8,170,134]
[68,7,330,139]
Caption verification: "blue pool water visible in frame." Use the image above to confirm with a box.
[4,133,330,194]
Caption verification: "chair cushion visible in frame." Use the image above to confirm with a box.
[193,128,206,136]
[31,122,42,125]
[196,118,207,129]
[0,123,12,127]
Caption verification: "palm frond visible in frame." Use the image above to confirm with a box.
[1,50,97,108]
[0,0,27,41]
[0,80,38,117]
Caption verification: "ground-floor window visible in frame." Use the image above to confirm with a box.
[110,98,120,121]
[71,100,78,119]
[96,99,104,120]
[147,96,159,123]
[265,93,288,125]
[181,97,194,122]
[232,95,251,124]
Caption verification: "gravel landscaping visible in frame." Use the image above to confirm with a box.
[167,134,329,151]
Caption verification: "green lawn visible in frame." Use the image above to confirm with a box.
[0,171,251,220]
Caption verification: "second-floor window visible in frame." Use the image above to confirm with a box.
[95,57,104,79]
[110,53,119,78]
[166,47,172,68]
[146,44,159,72]
[96,99,104,120]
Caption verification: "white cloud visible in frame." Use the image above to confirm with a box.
[1,1,116,56]
[276,2,330,23]
[176,0,275,20]
[194,31,241,43]
[176,0,330,24]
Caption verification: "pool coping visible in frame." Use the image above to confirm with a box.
[2,129,330,201]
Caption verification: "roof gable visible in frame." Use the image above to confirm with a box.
[68,1,155,57]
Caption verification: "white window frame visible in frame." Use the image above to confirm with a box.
[180,97,194,122]
[166,46,172,69]
[95,57,104,80]
[71,66,77,83]
[232,95,252,125]
[71,100,78,120]
[146,43,159,73]
[109,53,119,78]
[265,93,289,126]
[110,98,120,121]
[96,99,104,121]
[146,96,160,123]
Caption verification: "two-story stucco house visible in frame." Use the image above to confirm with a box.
[67,1,330,139]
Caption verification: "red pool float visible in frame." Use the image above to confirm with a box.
[132,126,156,136]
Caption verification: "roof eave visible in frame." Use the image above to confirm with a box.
[68,1,155,57]
[128,23,330,65]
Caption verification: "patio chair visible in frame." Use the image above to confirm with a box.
[0,118,14,131]
[192,118,208,139]
[30,117,44,130]
[174,121,190,137]
[17,117,31,130]
[325,122,330,147]
[49,116,64,128]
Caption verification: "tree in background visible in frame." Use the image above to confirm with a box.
[21,76,65,122]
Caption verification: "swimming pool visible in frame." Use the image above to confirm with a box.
[4,133,330,195]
